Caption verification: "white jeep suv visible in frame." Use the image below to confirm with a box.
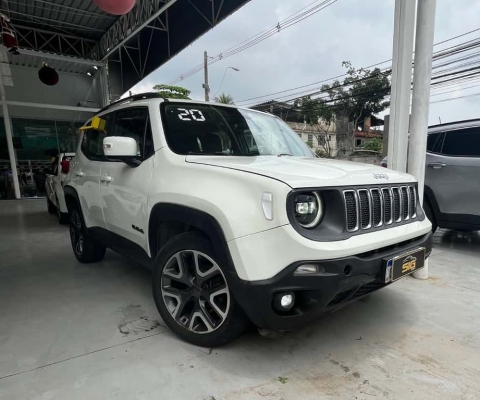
[64,93,432,347]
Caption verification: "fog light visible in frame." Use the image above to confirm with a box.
[273,292,295,311]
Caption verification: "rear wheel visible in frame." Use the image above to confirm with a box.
[69,205,106,263]
[423,201,437,233]
[152,232,248,347]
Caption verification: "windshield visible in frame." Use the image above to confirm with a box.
[161,103,314,157]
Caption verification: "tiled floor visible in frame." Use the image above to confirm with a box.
[1,199,479,399]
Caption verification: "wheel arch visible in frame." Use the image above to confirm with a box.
[63,185,80,212]
[423,185,440,224]
[148,203,239,280]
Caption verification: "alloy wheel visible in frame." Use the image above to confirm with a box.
[161,250,230,334]
[70,210,84,255]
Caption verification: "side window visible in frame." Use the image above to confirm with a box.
[426,132,444,153]
[442,127,480,157]
[111,108,153,160]
[80,114,112,161]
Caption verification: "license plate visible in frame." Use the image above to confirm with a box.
[384,247,426,283]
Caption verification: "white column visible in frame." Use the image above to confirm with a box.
[0,66,20,199]
[99,65,110,107]
[409,0,437,280]
[387,0,416,172]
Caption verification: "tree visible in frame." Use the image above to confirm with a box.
[320,61,390,154]
[213,93,234,104]
[293,96,335,157]
[294,61,390,156]
[153,84,191,99]
[363,137,383,152]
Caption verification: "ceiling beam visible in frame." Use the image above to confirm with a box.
[98,0,178,60]
[12,25,100,59]
[0,45,104,67]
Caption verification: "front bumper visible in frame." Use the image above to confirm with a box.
[232,232,432,331]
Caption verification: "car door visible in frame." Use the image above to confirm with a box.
[46,156,58,204]
[73,117,113,229]
[100,107,154,252]
[426,126,480,221]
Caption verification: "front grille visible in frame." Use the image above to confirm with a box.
[350,281,385,301]
[344,185,417,232]
[327,281,385,308]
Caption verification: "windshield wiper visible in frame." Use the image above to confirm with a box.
[277,153,293,157]
[188,151,232,156]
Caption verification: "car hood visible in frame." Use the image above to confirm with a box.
[185,156,415,188]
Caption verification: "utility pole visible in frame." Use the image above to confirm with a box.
[203,51,210,102]
[409,0,436,280]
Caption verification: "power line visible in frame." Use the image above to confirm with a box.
[261,69,480,116]
[242,39,480,108]
[236,27,480,105]
[430,91,480,104]
[168,0,340,84]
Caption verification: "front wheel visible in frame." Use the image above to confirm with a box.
[69,206,106,263]
[152,232,248,347]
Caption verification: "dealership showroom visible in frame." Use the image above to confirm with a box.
[1,1,480,399]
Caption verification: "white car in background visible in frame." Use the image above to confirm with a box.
[45,152,75,224]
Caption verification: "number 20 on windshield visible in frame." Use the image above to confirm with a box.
[177,108,206,122]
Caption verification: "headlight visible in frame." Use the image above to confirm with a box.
[294,192,323,228]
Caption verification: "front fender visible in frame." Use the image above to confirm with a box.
[147,150,292,243]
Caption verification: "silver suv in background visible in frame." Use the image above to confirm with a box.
[424,119,480,232]
[382,119,480,232]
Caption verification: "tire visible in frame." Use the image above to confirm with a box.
[56,196,69,225]
[423,201,437,233]
[47,197,56,214]
[69,205,106,263]
[152,232,249,347]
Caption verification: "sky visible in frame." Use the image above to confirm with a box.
[129,0,480,125]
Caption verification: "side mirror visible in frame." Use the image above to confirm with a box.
[103,136,140,167]
[60,160,70,174]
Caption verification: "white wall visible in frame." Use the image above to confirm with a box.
[5,65,102,111]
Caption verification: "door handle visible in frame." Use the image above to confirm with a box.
[100,175,112,182]
[428,162,447,169]
[75,171,85,177]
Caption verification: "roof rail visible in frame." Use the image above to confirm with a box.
[97,92,167,114]
[428,117,480,129]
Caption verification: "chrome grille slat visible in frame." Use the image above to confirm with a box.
[343,190,359,232]
[370,189,383,227]
[401,186,409,221]
[409,186,417,218]
[382,188,393,225]
[358,189,372,229]
[392,187,401,222]
[343,185,417,233]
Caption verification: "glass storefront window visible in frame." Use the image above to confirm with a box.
[0,117,84,199]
